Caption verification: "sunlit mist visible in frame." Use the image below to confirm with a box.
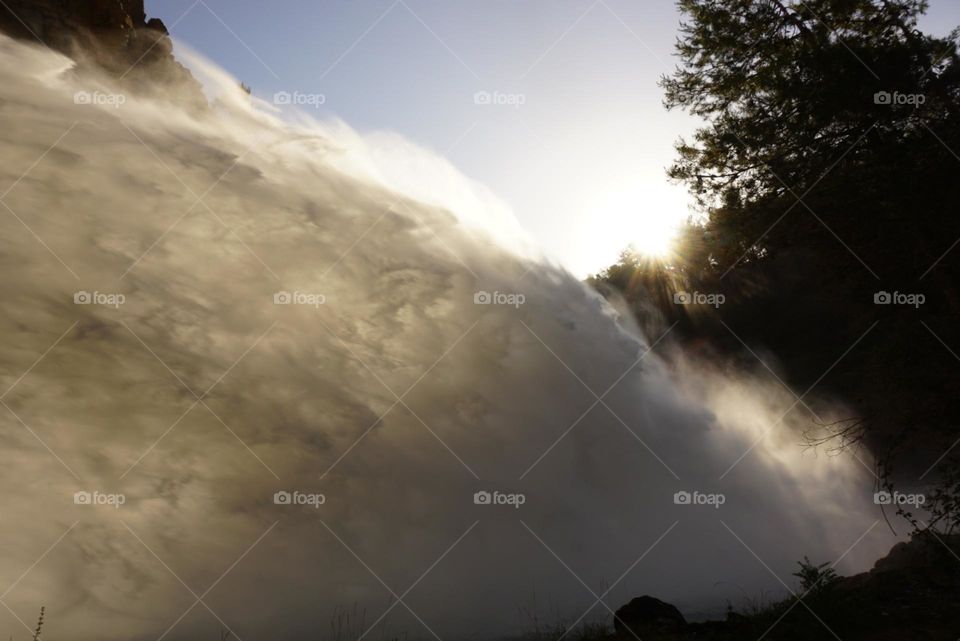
[0,35,899,641]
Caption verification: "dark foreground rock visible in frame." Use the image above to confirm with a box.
[614,596,686,640]
[616,532,960,640]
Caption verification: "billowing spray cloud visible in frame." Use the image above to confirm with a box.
[0,35,894,641]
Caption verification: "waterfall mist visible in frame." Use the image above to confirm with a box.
[0,36,895,641]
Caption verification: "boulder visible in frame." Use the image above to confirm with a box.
[614,596,686,640]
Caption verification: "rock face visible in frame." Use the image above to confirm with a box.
[614,595,687,641]
[0,0,201,99]
[869,531,949,574]
[1,0,163,65]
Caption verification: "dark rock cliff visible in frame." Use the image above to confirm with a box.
[0,0,202,100]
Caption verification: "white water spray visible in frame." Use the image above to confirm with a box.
[0,36,893,641]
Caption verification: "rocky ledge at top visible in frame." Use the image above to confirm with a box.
[0,0,203,102]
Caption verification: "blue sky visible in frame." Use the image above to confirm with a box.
[151,0,960,276]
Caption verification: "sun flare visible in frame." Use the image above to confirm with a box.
[587,180,686,265]
[628,216,679,258]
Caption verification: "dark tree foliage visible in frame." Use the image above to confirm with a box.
[593,0,960,530]
[662,0,960,272]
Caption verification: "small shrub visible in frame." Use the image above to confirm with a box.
[32,606,44,641]
[793,556,838,596]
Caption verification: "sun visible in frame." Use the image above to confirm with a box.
[587,180,686,263]
[627,214,679,258]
